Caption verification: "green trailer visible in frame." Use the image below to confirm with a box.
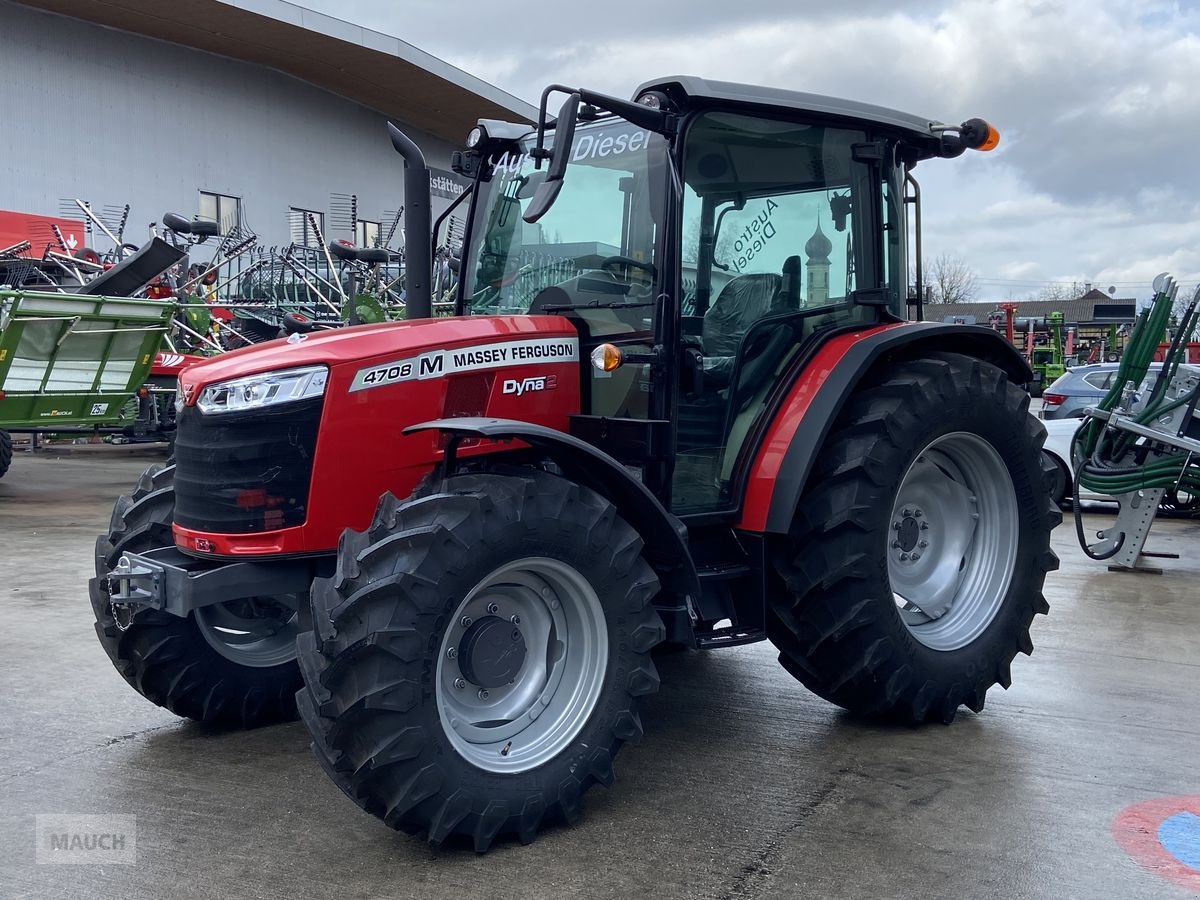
[0,289,176,479]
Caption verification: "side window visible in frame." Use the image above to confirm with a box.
[673,112,873,515]
[288,208,325,247]
[199,191,241,236]
[1083,372,1111,390]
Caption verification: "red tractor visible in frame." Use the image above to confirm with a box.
[93,77,1059,850]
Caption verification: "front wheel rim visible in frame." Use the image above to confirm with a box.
[888,432,1019,652]
[436,558,608,774]
[194,598,299,667]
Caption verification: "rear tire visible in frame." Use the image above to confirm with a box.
[295,469,664,850]
[89,463,302,727]
[768,353,1060,723]
[0,430,11,479]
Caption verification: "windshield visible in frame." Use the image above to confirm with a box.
[463,118,669,322]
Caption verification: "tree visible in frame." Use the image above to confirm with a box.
[1033,282,1078,304]
[925,253,979,304]
[1172,283,1198,330]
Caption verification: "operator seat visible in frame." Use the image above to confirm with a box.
[780,255,802,308]
[701,272,785,384]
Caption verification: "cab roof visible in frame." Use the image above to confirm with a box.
[635,75,945,147]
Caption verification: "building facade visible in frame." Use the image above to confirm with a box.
[1,0,535,253]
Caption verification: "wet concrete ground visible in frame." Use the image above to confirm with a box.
[1,444,1198,899]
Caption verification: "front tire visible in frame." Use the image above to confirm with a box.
[0,430,11,479]
[295,470,664,850]
[89,463,302,727]
[768,353,1061,723]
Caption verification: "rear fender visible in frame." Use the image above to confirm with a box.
[739,322,1031,534]
[404,417,702,619]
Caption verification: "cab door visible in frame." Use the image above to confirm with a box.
[670,109,898,515]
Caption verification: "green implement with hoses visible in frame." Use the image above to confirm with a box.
[1071,273,1200,569]
[0,289,176,479]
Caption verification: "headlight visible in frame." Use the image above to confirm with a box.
[196,365,328,415]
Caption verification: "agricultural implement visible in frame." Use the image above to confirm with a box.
[0,289,177,478]
[94,76,1060,849]
[1071,275,1200,568]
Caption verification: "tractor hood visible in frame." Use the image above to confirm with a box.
[180,316,578,395]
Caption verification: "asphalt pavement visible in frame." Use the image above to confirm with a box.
[1,444,1198,899]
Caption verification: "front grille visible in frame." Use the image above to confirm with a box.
[173,397,323,533]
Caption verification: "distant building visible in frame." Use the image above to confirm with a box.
[925,290,1137,328]
[804,222,832,305]
[925,289,1138,359]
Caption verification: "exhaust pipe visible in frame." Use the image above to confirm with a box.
[388,123,432,319]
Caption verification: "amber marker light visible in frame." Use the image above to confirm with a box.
[591,343,623,372]
[961,117,1001,152]
[977,122,1000,151]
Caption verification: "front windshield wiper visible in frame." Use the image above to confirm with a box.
[539,299,657,313]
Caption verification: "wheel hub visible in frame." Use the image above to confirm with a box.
[457,616,527,689]
[897,513,921,553]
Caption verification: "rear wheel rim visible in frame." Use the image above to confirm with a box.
[888,432,1019,652]
[194,598,299,667]
[436,558,608,774]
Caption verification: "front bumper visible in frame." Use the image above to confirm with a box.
[107,547,316,617]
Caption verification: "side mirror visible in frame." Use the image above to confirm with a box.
[524,92,580,224]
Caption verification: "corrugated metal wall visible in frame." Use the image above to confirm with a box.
[1,0,462,250]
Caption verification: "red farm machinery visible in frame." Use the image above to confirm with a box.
[93,76,1059,850]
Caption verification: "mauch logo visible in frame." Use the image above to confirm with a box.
[502,374,557,397]
[35,814,136,865]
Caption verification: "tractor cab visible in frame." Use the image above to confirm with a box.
[448,77,996,515]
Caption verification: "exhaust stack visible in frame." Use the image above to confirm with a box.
[388,123,432,319]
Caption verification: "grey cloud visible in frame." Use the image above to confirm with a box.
[300,0,1200,296]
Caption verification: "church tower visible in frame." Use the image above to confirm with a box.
[805,222,832,305]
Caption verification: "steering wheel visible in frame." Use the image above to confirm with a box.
[599,256,656,281]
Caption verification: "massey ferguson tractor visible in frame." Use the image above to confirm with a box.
[93,76,1060,850]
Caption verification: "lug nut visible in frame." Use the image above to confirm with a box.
[487,602,499,614]
[510,615,521,625]
[900,552,910,561]
[892,540,901,549]
[920,522,930,531]
[914,510,922,518]
[477,689,490,700]
[892,522,901,531]
[902,508,912,517]
[454,678,466,690]
[911,552,922,561]
[460,616,473,628]
[919,540,928,549]
[447,647,457,659]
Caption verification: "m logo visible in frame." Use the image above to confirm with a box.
[501,375,557,397]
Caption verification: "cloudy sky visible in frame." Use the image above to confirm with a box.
[306,0,1200,302]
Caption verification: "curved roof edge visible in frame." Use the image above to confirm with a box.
[636,75,944,139]
[13,0,538,142]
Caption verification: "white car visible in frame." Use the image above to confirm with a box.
[1040,417,1101,506]
[1040,415,1199,516]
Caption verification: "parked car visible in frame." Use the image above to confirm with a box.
[1041,364,1121,419]
[1041,417,1098,506]
[1039,362,1192,419]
